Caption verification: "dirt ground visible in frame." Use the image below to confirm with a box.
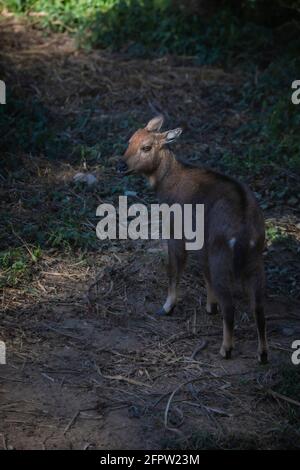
[0,17,300,450]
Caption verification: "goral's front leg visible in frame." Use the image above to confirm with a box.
[157,240,186,316]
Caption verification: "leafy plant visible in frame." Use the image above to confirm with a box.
[0,246,42,287]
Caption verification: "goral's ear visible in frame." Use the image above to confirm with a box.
[163,128,182,144]
[145,115,164,132]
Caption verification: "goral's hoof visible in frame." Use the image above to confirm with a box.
[156,305,175,316]
[156,307,168,316]
[220,346,232,359]
[206,303,219,315]
[258,351,268,364]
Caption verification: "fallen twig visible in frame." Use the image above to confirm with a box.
[97,367,151,388]
[267,389,300,408]
[63,410,80,435]
[190,339,208,360]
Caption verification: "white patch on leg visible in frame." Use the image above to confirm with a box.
[163,291,177,313]
[250,239,255,248]
[228,237,236,249]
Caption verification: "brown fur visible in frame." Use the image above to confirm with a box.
[123,116,268,363]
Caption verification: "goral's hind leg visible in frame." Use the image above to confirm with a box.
[204,275,219,315]
[209,247,235,359]
[248,263,268,364]
[219,300,235,359]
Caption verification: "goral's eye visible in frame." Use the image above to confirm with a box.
[141,145,152,152]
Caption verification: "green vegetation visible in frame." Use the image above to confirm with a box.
[2,1,299,61]
[0,246,42,287]
[1,1,300,175]
[0,93,54,161]
[222,56,300,177]
[266,225,289,244]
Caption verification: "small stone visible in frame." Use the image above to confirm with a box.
[73,172,98,186]
[124,190,137,197]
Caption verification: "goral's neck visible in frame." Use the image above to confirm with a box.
[146,148,181,195]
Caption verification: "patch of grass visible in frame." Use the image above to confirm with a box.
[1,0,112,29]
[0,1,278,62]
[0,93,50,154]
[266,225,289,244]
[34,184,101,251]
[266,223,300,253]
[0,246,42,288]
[0,89,71,174]
[221,56,300,187]
[46,217,96,251]
[0,88,134,174]
[2,1,300,68]
[265,224,300,299]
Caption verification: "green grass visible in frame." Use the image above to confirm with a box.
[2,1,300,62]
[0,246,42,288]
[2,1,300,180]
[266,225,289,244]
[221,56,300,178]
[0,1,280,60]
[0,182,104,253]
[0,93,50,152]
[45,196,98,250]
